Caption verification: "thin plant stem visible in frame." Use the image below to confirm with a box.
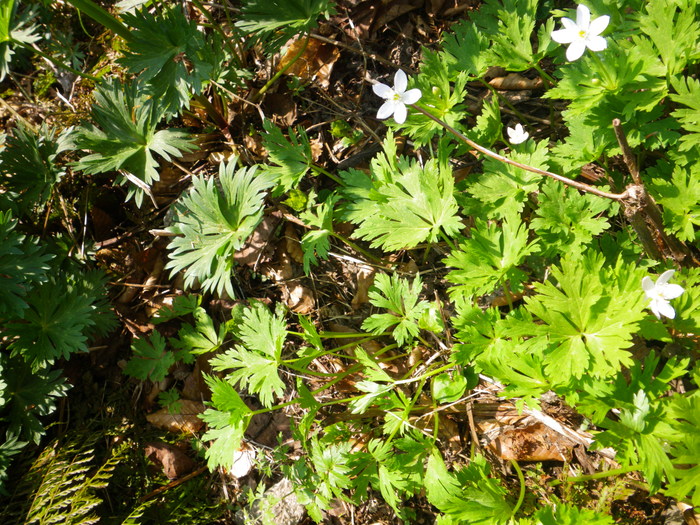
[410,104,627,201]
[189,0,239,59]
[13,40,101,82]
[510,460,526,518]
[310,163,343,185]
[478,78,530,124]
[330,232,387,266]
[532,63,556,87]
[252,34,310,103]
[548,465,641,487]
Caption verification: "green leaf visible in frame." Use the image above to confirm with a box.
[0,211,52,317]
[7,280,95,371]
[152,294,202,324]
[209,302,286,408]
[0,123,68,217]
[261,120,314,195]
[349,149,462,251]
[120,6,226,114]
[425,452,512,525]
[531,179,615,257]
[441,19,490,79]
[165,160,274,297]
[300,193,338,273]
[171,308,224,359]
[533,502,615,524]
[432,372,468,403]
[200,374,253,471]
[361,273,430,346]
[123,332,174,382]
[670,76,700,151]
[467,140,547,218]
[236,0,335,53]
[523,252,648,385]
[72,78,195,206]
[445,210,538,299]
[647,159,700,241]
[634,0,700,77]
[0,0,15,43]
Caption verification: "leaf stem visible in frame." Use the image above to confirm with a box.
[410,104,627,201]
[64,0,131,40]
[532,63,556,88]
[548,464,641,487]
[12,40,101,82]
[510,460,526,518]
[310,163,343,185]
[252,34,310,103]
[330,232,387,266]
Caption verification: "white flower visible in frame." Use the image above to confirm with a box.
[551,4,610,62]
[372,70,422,124]
[642,269,684,319]
[507,123,529,144]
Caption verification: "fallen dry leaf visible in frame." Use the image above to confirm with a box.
[351,265,375,310]
[146,400,206,434]
[234,214,278,268]
[281,282,315,314]
[277,37,341,89]
[489,73,543,91]
[145,441,197,479]
[284,223,304,264]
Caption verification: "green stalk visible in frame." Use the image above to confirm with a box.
[510,460,526,518]
[310,163,343,185]
[12,39,100,82]
[532,63,556,87]
[65,0,131,40]
[548,465,641,487]
[252,34,310,102]
[330,231,387,266]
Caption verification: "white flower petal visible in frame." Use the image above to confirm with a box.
[642,276,655,293]
[551,27,576,44]
[586,35,608,52]
[589,14,610,36]
[560,17,579,33]
[657,269,676,285]
[576,4,591,30]
[656,300,676,319]
[393,102,408,124]
[660,283,684,300]
[566,39,587,61]
[373,83,393,99]
[377,100,396,120]
[401,88,422,105]
[393,69,408,94]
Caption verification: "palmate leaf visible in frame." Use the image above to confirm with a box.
[237,0,335,52]
[425,452,512,525]
[72,78,195,206]
[120,6,226,115]
[0,123,69,216]
[209,302,287,408]
[165,160,274,297]
[445,210,539,300]
[200,374,253,471]
[6,280,95,371]
[523,252,648,386]
[647,159,700,242]
[0,356,69,445]
[0,211,52,317]
[350,156,462,251]
[532,502,614,524]
[467,140,548,219]
[300,193,338,273]
[531,179,615,257]
[362,274,431,346]
[261,120,313,196]
[123,332,174,382]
